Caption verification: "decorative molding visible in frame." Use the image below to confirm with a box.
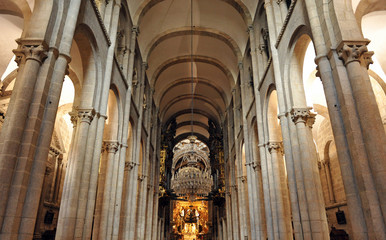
[337,40,373,68]
[90,0,111,46]
[69,111,78,128]
[267,141,283,154]
[77,108,95,124]
[103,140,119,153]
[290,108,316,127]
[13,39,48,65]
[275,0,298,48]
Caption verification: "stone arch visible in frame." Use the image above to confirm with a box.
[71,24,101,109]
[265,87,282,142]
[104,87,120,141]
[144,27,242,61]
[133,0,252,26]
[152,55,234,87]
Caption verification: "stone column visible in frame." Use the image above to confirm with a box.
[33,166,54,239]
[112,25,138,240]
[137,88,154,240]
[291,108,329,239]
[0,40,48,235]
[237,63,251,239]
[247,25,270,240]
[98,140,119,239]
[124,62,147,240]
[230,184,240,240]
[56,108,95,239]
[222,218,227,240]
[267,141,292,239]
[322,159,336,204]
[338,41,386,226]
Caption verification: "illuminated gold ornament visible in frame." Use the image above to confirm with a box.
[171,136,213,200]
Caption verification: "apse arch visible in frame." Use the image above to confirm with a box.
[151,55,235,87]
[160,94,224,119]
[134,0,252,26]
[157,77,227,107]
[145,27,241,61]
[71,24,102,109]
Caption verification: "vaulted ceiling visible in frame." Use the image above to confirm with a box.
[128,0,258,141]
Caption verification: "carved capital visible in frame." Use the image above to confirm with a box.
[13,39,48,65]
[77,108,95,124]
[253,161,261,171]
[125,161,137,170]
[258,44,266,54]
[290,108,316,127]
[276,0,284,4]
[238,62,243,70]
[361,51,374,69]
[45,166,53,176]
[337,41,370,66]
[142,61,148,70]
[138,174,146,182]
[103,141,119,153]
[132,25,139,35]
[261,28,269,41]
[247,25,254,34]
[315,65,321,78]
[317,160,322,169]
[239,176,247,183]
[69,111,78,127]
[267,141,283,154]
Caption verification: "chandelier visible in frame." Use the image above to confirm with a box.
[171,136,213,199]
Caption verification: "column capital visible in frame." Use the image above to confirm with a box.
[276,0,284,4]
[337,40,371,66]
[247,25,254,34]
[96,112,108,120]
[13,39,48,65]
[132,25,140,35]
[277,112,288,119]
[290,107,316,127]
[77,108,95,124]
[261,28,269,40]
[239,176,247,183]
[103,140,119,153]
[142,61,148,70]
[238,62,243,70]
[69,111,78,127]
[125,161,137,170]
[45,166,53,176]
[258,43,267,54]
[267,141,283,154]
[138,174,146,182]
[252,161,261,171]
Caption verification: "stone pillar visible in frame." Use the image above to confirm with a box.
[222,218,227,240]
[124,62,147,240]
[338,41,386,228]
[290,108,329,239]
[56,108,95,239]
[322,159,336,204]
[267,141,292,239]
[113,25,138,240]
[238,62,251,239]
[33,166,54,239]
[98,140,119,239]
[247,25,270,240]
[0,41,48,237]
